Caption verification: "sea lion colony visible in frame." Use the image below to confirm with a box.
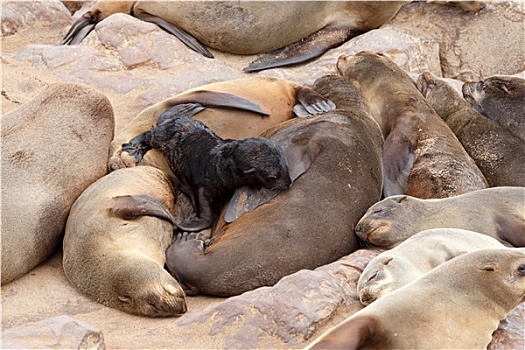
[3,1,525,348]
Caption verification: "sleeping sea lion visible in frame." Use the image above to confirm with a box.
[337,51,488,198]
[122,105,291,232]
[357,228,505,305]
[306,248,525,350]
[417,71,525,187]
[63,166,187,317]
[165,75,384,297]
[354,186,525,249]
[1,83,114,285]
[59,1,407,71]
[108,76,335,173]
[462,75,525,143]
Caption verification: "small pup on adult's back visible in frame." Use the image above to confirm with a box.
[123,103,291,232]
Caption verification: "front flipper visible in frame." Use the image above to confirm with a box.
[243,24,364,72]
[108,194,175,225]
[59,12,98,45]
[224,141,322,223]
[133,7,213,59]
[173,91,270,117]
[177,187,214,232]
[382,122,417,197]
[292,86,336,118]
[121,131,153,165]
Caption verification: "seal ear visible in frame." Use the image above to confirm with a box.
[481,264,498,272]
[393,195,408,203]
[108,195,175,225]
[243,168,256,174]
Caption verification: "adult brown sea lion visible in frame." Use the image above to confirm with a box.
[357,228,505,305]
[108,76,335,173]
[354,186,525,249]
[462,75,525,143]
[122,104,291,232]
[337,51,488,198]
[59,1,407,71]
[165,75,384,297]
[417,71,525,187]
[306,248,525,350]
[63,166,187,317]
[1,83,114,285]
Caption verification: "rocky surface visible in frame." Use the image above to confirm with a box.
[2,0,524,349]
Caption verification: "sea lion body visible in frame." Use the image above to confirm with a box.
[463,76,525,142]
[109,76,334,172]
[60,1,407,71]
[63,166,187,317]
[306,248,525,349]
[358,228,505,305]
[1,83,114,285]
[417,72,525,187]
[337,51,488,198]
[165,76,384,297]
[355,186,525,248]
[123,110,291,231]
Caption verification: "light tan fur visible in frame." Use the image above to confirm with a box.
[358,228,505,305]
[307,248,525,349]
[1,83,114,285]
[63,166,187,317]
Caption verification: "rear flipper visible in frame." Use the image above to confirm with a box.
[293,86,336,118]
[133,7,214,59]
[121,132,153,165]
[243,23,364,72]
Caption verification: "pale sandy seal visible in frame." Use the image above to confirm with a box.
[165,75,384,297]
[462,75,525,143]
[59,1,408,71]
[108,76,335,173]
[1,83,114,285]
[358,228,505,305]
[63,166,187,317]
[355,186,525,249]
[306,248,525,349]
[337,51,488,198]
[417,71,525,187]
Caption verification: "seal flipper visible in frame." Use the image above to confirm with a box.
[292,86,336,118]
[108,195,175,225]
[177,187,214,232]
[243,24,364,72]
[132,7,213,59]
[224,142,321,223]
[382,121,417,197]
[308,315,376,350]
[173,91,270,117]
[59,13,98,45]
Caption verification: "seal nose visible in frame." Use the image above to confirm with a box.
[355,223,364,234]
[360,293,370,305]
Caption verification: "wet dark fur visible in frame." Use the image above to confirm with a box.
[123,110,291,231]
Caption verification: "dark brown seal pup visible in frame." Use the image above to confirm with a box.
[357,228,505,305]
[122,104,291,232]
[165,75,384,297]
[108,76,335,173]
[462,75,525,143]
[1,83,114,285]
[337,51,488,198]
[417,71,525,187]
[306,248,525,349]
[59,1,407,71]
[64,166,187,317]
[355,186,525,249]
